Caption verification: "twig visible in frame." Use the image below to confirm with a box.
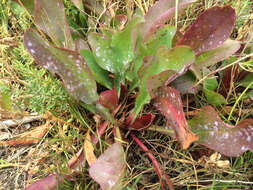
[194,53,253,87]
[0,114,43,129]
[187,179,253,185]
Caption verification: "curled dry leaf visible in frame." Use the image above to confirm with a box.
[89,142,125,190]
[7,122,50,146]
[84,130,97,166]
[154,87,198,149]
[177,6,236,55]
[189,106,253,156]
[67,148,85,171]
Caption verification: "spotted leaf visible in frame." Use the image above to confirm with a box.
[177,6,236,55]
[34,0,74,49]
[134,46,195,119]
[80,50,112,89]
[111,16,144,72]
[142,0,195,39]
[144,25,176,56]
[88,33,117,73]
[24,29,98,104]
[191,39,241,78]
[154,87,198,149]
[89,143,126,190]
[189,106,253,156]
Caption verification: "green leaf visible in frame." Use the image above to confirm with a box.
[134,46,195,118]
[17,0,34,15]
[80,50,112,89]
[145,25,176,56]
[88,33,120,73]
[203,68,218,91]
[0,93,11,110]
[240,73,253,89]
[111,16,144,71]
[204,88,227,106]
[89,17,143,76]
[0,81,12,110]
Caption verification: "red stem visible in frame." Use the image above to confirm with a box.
[130,133,174,190]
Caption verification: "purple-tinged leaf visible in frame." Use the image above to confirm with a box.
[25,174,63,190]
[99,87,118,110]
[74,38,90,52]
[89,143,125,190]
[24,29,98,104]
[34,0,74,49]
[191,39,241,78]
[170,71,198,94]
[113,14,128,30]
[91,121,110,145]
[177,6,236,55]
[146,70,177,98]
[154,87,198,149]
[189,106,253,157]
[142,0,195,39]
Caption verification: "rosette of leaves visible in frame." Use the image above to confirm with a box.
[21,0,253,189]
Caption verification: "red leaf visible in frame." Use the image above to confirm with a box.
[154,87,198,149]
[99,87,118,110]
[176,6,236,55]
[128,113,155,130]
[189,106,253,157]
